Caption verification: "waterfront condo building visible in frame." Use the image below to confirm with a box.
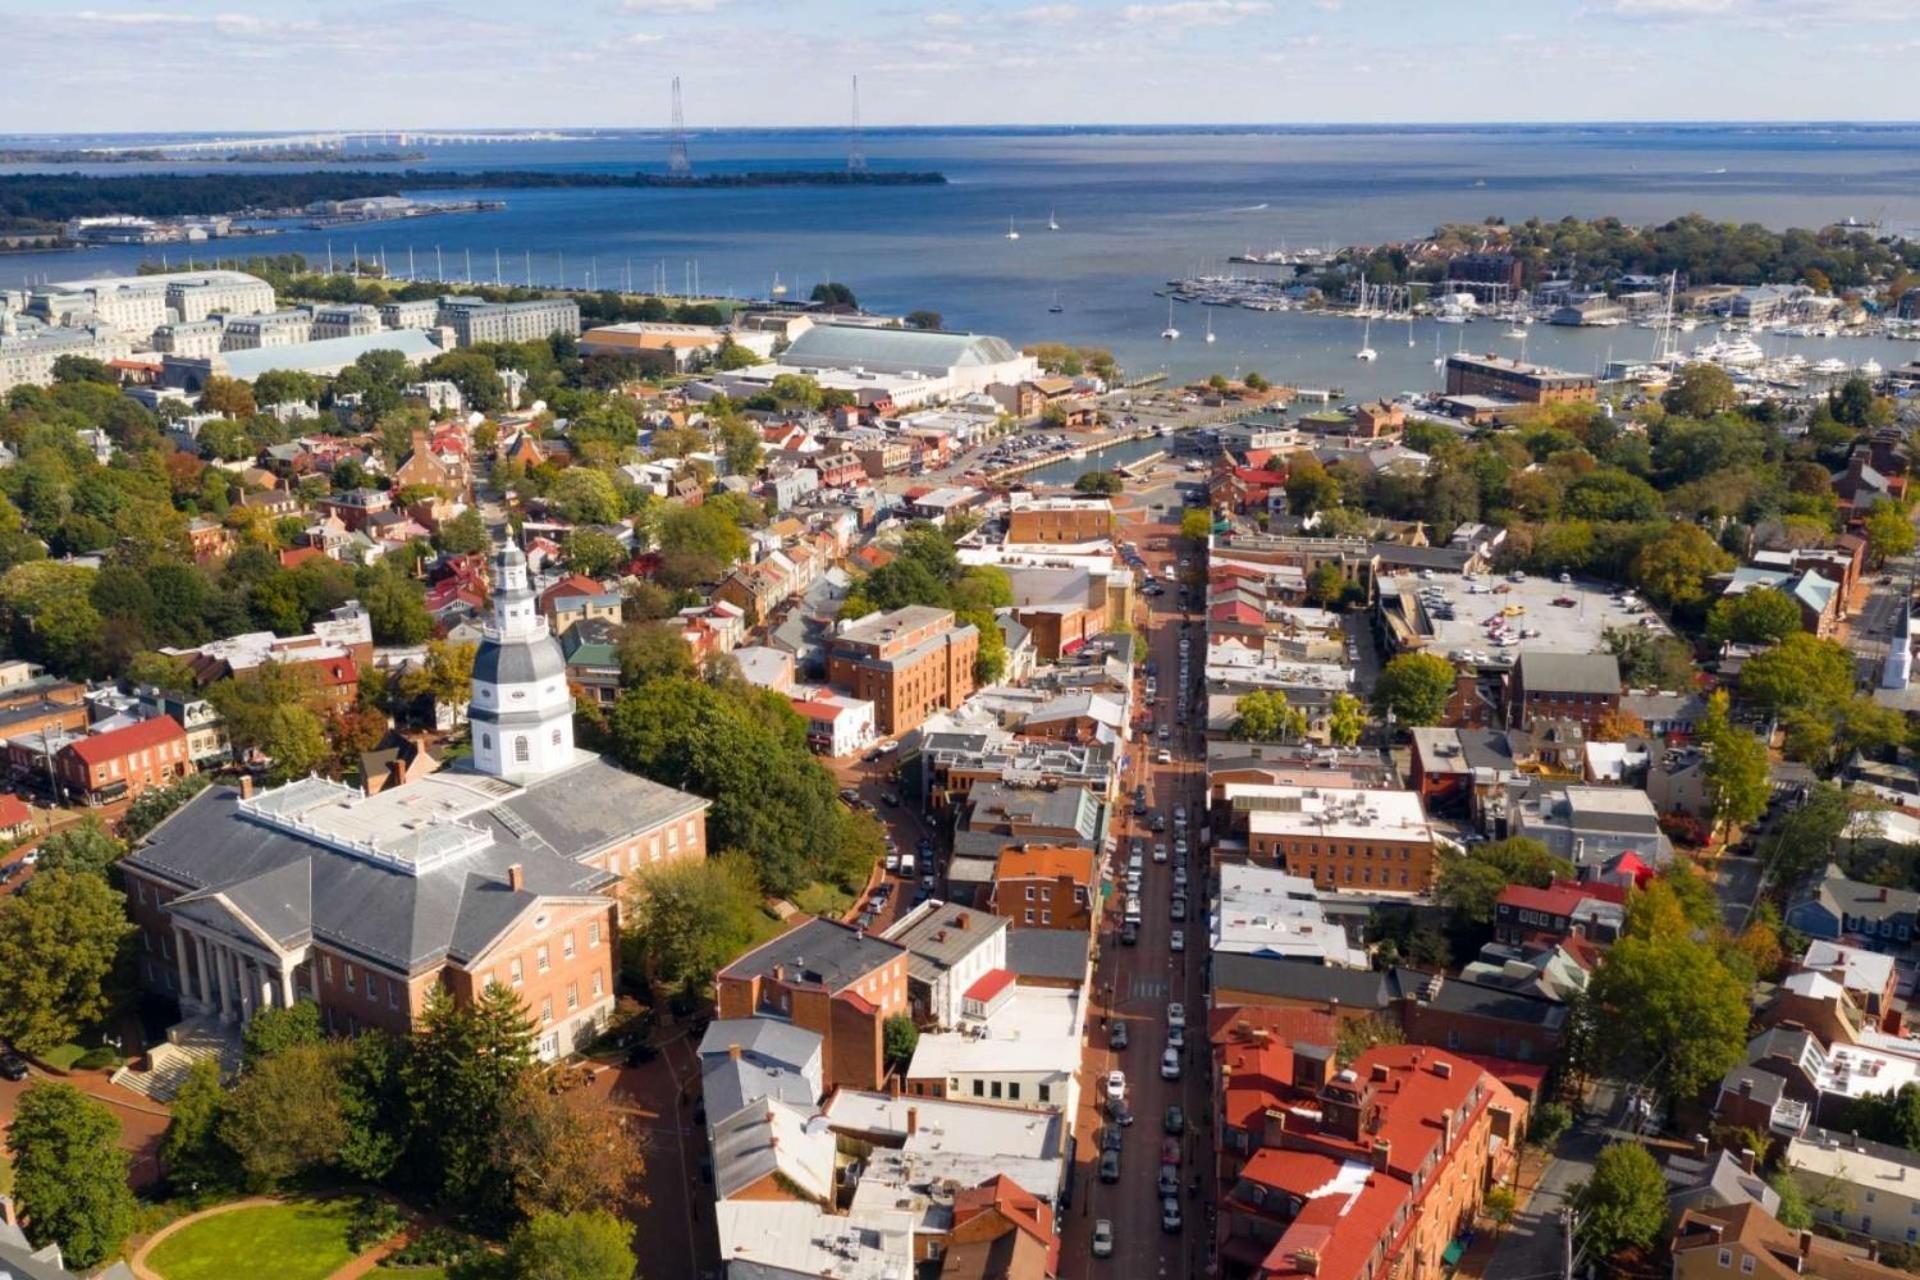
[714,916,910,1090]
[1004,496,1115,546]
[828,605,979,736]
[119,542,709,1059]
[1443,353,1597,406]
[436,295,582,346]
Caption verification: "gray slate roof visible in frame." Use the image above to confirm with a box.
[1006,928,1093,984]
[124,755,705,972]
[699,1018,824,1070]
[1212,953,1390,1009]
[718,916,905,992]
[1515,650,1622,696]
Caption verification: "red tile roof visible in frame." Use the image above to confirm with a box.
[1207,1005,1340,1049]
[66,716,184,767]
[1210,601,1263,625]
[0,793,31,829]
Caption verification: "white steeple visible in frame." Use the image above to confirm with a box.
[1883,591,1915,691]
[468,538,575,782]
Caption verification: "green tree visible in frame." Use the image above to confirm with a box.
[404,983,535,1209]
[219,1039,350,1185]
[1864,501,1917,567]
[713,339,762,371]
[0,870,133,1055]
[1575,1142,1670,1259]
[768,373,823,411]
[1700,691,1770,839]
[360,572,433,645]
[1705,587,1803,647]
[1435,837,1571,924]
[1179,508,1212,541]
[1770,1170,1813,1230]
[51,355,118,386]
[1740,633,1855,716]
[1528,1101,1573,1148]
[809,282,857,308]
[1605,628,1698,691]
[884,1015,919,1068]
[625,854,763,994]
[159,1057,229,1188]
[337,1030,408,1184]
[241,999,324,1067]
[903,310,942,331]
[1073,471,1123,496]
[1371,652,1455,729]
[549,469,623,526]
[423,349,508,413]
[5,1083,137,1267]
[1283,453,1341,515]
[505,1210,635,1280]
[1235,690,1308,743]
[563,529,627,578]
[1762,783,1852,892]
[1334,1014,1405,1068]
[434,508,491,556]
[31,819,122,879]
[1326,692,1366,747]
[1631,522,1735,609]
[1304,562,1347,609]
[616,622,697,688]
[1661,364,1738,418]
[1587,932,1749,1103]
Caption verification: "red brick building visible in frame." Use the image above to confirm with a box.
[987,845,1097,933]
[828,606,980,736]
[44,716,192,806]
[714,916,910,1090]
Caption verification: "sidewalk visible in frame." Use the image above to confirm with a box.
[1455,1147,1552,1280]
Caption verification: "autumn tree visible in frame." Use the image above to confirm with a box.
[493,1084,646,1218]
[1327,692,1367,747]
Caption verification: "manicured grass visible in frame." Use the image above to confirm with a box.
[147,1199,359,1280]
[38,1043,87,1071]
[792,880,854,920]
[376,1268,448,1279]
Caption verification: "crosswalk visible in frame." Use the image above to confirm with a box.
[1130,977,1169,1000]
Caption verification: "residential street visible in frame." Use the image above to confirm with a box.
[1485,1080,1620,1280]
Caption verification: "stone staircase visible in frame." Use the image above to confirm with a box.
[111,1016,242,1104]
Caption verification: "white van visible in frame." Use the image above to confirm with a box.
[1124,896,1143,924]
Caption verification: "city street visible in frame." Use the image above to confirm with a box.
[1059,495,1215,1280]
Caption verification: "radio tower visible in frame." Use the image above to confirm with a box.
[847,75,867,175]
[667,77,692,178]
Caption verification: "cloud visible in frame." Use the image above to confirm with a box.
[1594,0,1735,12]
[1120,0,1273,25]
[623,32,665,44]
[925,11,966,25]
[620,0,724,11]
[1015,3,1083,21]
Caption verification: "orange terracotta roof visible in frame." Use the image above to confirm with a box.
[67,716,183,767]
[0,793,31,828]
[994,844,1095,886]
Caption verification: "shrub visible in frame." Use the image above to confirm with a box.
[390,1226,482,1267]
[72,1047,121,1071]
[346,1196,407,1253]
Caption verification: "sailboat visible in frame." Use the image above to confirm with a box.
[1431,332,1444,371]
[1048,210,1061,231]
[1005,218,1020,242]
[1160,297,1180,341]
[1205,311,1216,344]
[1048,289,1064,314]
[1354,285,1377,361]
[770,272,788,297]
[1407,308,1416,348]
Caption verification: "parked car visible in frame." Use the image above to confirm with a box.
[1120,920,1140,946]
[1100,1149,1122,1183]
[1110,1022,1129,1050]
[1106,1070,1127,1104]
[1167,1002,1186,1030]
[1164,1105,1185,1134]
[1170,896,1187,921]
[1154,843,1168,864]
[1158,1164,1180,1197]
[1161,1137,1182,1167]
[1092,1219,1115,1258]
[1169,928,1185,952]
[0,1051,29,1081]
[1161,1197,1183,1233]
[1155,748,1172,764]
[1160,1047,1181,1080]
[1168,1026,1186,1050]
[1101,1125,1124,1153]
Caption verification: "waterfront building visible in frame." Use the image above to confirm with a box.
[435,295,581,346]
[220,309,314,351]
[775,323,1041,398]
[309,303,384,341]
[381,299,442,330]
[161,329,444,390]
[151,319,225,359]
[1443,353,1597,406]
[0,320,133,394]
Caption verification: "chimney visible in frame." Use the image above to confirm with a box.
[954,912,967,929]
[1262,1107,1287,1148]
[1694,1134,1710,1161]
[1739,1078,1754,1098]
[1294,1247,1321,1276]
[1800,1231,1814,1256]
[388,758,407,791]
[907,1106,919,1136]
[773,964,785,983]
[1370,1063,1390,1083]
[507,863,524,892]
[239,775,254,801]
[1741,1148,1757,1175]
[1372,1138,1392,1172]
[1433,1060,1453,1080]
[728,1043,743,1062]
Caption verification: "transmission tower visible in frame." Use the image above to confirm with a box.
[667,77,692,178]
[847,75,867,175]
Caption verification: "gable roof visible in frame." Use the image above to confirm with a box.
[66,715,183,767]
[1515,650,1621,696]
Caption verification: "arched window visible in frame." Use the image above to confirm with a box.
[514,736,530,763]
[551,728,562,746]
[481,733,492,751]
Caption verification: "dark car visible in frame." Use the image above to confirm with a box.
[1120,920,1140,946]
[1151,812,1166,833]
[1170,896,1187,922]
[1158,1163,1180,1197]
[1109,1022,1129,1050]
[0,1051,28,1082]
[1101,1125,1124,1153]
[1099,1149,1121,1183]
[1163,1105,1185,1135]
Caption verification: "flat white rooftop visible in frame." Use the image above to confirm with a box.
[906,986,1084,1079]
[716,1201,914,1280]
[1229,783,1432,844]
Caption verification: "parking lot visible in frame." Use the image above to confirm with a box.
[1378,569,1667,663]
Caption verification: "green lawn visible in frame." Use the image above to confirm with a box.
[792,880,854,920]
[38,1043,87,1071]
[147,1199,359,1280]
[376,1268,448,1279]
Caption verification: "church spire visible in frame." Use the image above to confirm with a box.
[468,537,575,782]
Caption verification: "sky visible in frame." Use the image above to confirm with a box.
[3,0,1916,134]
